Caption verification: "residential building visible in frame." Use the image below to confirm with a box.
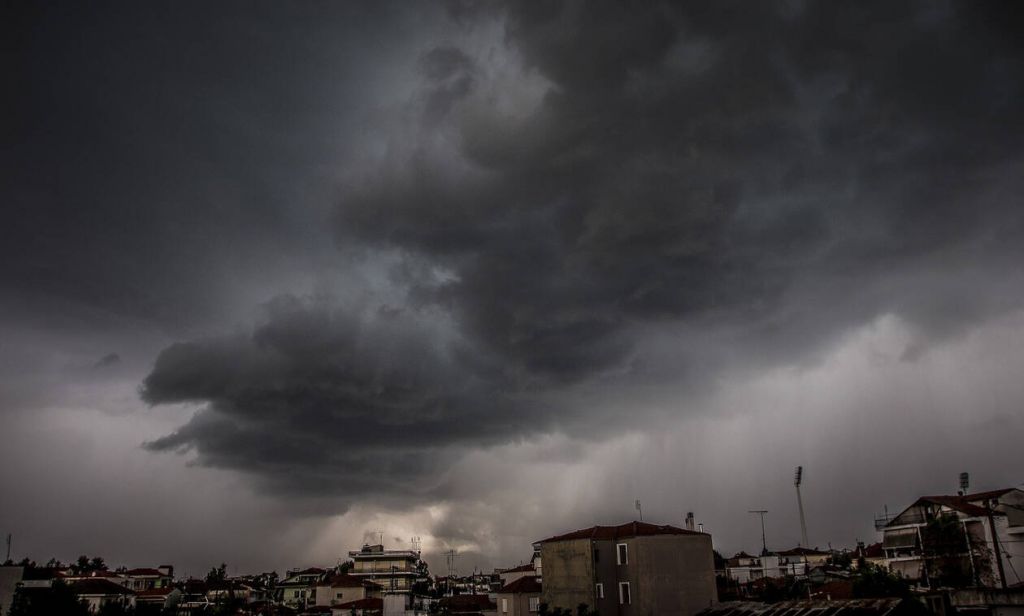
[537,520,718,616]
[135,586,182,612]
[278,567,327,609]
[0,566,23,616]
[122,566,173,591]
[496,575,542,616]
[316,572,381,607]
[879,487,1024,587]
[348,545,423,593]
[334,596,384,615]
[499,564,538,588]
[72,578,137,612]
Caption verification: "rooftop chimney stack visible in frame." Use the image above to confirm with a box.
[685,512,695,531]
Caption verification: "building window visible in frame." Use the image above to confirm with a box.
[596,583,604,599]
[529,597,540,612]
[616,543,628,565]
[619,582,631,605]
[502,598,509,613]
[593,548,600,562]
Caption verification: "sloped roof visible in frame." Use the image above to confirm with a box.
[124,568,164,576]
[72,578,136,596]
[498,575,541,594]
[502,564,535,573]
[779,547,828,556]
[538,520,702,543]
[697,598,928,616]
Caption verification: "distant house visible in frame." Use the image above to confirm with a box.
[879,487,1024,587]
[315,572,381,607]
[279,567,327,609]
[72,578,136,612]
[496,575,542,616]
[536,520,718,616]
[348,545,423,593]
[122,566,173,591]
[498,564,537,588]
[135,586,182,611]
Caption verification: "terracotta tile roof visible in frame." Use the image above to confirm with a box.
[124,568,165,576]
[916,496,1002,518]
[538,520,702,543]
[502,564,535,573]
[498,576,542,594]
[71,578,136,596]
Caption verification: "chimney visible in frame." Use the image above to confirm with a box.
[685,512,695,531]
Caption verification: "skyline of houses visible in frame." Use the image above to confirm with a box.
[2,482,1023,615]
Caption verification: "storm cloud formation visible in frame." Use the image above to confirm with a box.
[4,0,1024,573]
[140,1,1024,500]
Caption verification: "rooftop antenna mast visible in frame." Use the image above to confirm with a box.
[795,466,809,547]
[635,499,643,522]
[749,510,769,556]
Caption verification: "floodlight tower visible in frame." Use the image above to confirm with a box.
[795,466,809,547]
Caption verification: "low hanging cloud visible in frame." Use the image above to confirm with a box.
[142,0,1024,511]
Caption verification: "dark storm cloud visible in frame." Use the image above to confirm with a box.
[140,294,539,503]
[1,1,434,331]
[141,0,1024,500]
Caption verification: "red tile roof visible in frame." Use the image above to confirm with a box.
[71,579,136,596]
[538,520,702,543]
[498,576,542,594]
[502,564,535,573]
[124,568,165,576]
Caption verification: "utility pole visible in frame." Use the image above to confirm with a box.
[749,510,769,556]
[5,534,10,562]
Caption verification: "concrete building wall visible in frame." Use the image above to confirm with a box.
[497,592,540,616]
[632,534,717,616]
[540,539,594,612]
[0,567,23,616]
[543,533,717,616]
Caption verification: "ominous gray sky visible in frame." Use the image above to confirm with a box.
[3,0,1024,577]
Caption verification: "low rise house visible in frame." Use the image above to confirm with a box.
[879,487,1024,587]
[279,567,327,609]
[496,575,542,616]
[135,586,182,611]
[499,564,537,588]
[537,520,717,616]
[122,566,173,591]
[72,578,137,612]
[316,572,381,607]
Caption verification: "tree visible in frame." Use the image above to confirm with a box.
[8,579,90,616]
[853,563,911,598]
[921,513,992,588]
[205,563,228,583]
